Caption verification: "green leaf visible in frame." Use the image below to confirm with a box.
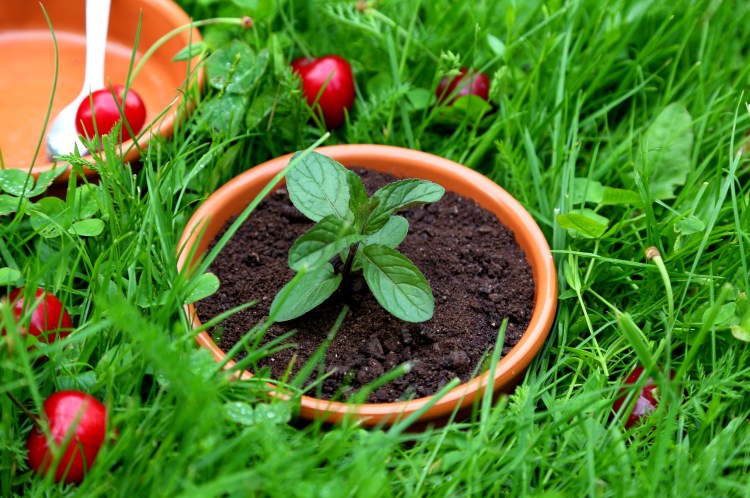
[572,178,603,204]
[0,267,22,286]
[245,90,276,130]
[363,216,408,249]
[223,401,255,426]
[367,179,444,233]
[674,214,706,236]
[230,0,278,20]
[556,210,609,239]
[0,169,33,196]
[200,94,248,136]
[288,215,361,271]
[29,197,68,238]
[206,41,268,95]
[270,264,342,322]
[361,245,434,322]
[487,34,506,57]
[173,41,206,61]
[0,195,24,216]
[636,102,693,200]
[702,302,736,328]
[448,94,493,119]
[346,170,369,214]
[69,218,105,237]
[601,187,642,206]
[26,167,68,197]
[286,152,350,222]
[184,273,221,305]
[406,88,433,110]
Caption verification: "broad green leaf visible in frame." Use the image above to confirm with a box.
[288,215,361,271]
[245,90,276,130]
[69,218,105,237]
[367,179,444,234]
[223,401,255,426]
[702,302,736,328]
[363,216,408,249]
[361,245,434,322]
[0,169,33,196]
[173,41,206,61]
[29,197,68,238]
[636,102,693,200]
[572,178,603,204]
[184,273,221,305]
[406,88,433,110]
[0,195,24,216]
[346,170,369,214]
[557,209,609,239]
[200,94,248,136]
[230,0,278,20]
[71,185,100,220]
[674,214,706,236]
[448,94,493,120]
[601,187,642,206]
[205,41,268,95]
[270,264,342,322]
[26,167,68,197]
[286,151,350,222]
[487,33,506,57]
[0,267,22,286]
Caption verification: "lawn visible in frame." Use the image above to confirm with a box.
[2,0,750,496]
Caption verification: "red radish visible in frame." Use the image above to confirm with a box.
[26,391,108,484]
[436,68,490,105]
[75,85,147,142]
[3,288,73,345]
[612,366,675,428]
[291,55,355,129]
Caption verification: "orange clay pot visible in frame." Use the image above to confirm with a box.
[0,0,202,181]
[177,145,558,427]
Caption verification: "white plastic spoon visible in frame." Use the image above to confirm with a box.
[46,0,111,159]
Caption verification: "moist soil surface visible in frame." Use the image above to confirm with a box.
[195,169,535,403]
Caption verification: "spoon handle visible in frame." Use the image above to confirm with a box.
[81,0,111,96]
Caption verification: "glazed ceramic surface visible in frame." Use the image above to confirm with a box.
[178,145,558,427]
[0,0,201,178]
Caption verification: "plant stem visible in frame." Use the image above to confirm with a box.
[646,246,674,321]
[5,392,41,426]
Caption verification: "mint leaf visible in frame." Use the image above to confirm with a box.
[288,215,361,271]
[367,179,444,233]
[286,152,350,222]
[636,102,693,200]
[346,169,369,215]
[270,264,342,322]
[361,245,434,322]
[557,209,609,239]
[363,216,408,249]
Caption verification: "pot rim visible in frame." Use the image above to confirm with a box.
[177,144,557,426]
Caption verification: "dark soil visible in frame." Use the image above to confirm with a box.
[195,169,535,403]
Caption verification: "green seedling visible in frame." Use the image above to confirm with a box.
[269,151,445,323]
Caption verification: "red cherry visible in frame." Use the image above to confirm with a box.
[4,288,73,345]
[612,366,675,428]
[75,85,146,142]
[26,391,108,484]
[436,68,490,105]
[291,55,355,129]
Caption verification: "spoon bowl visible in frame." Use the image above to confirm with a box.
[0,0,202,181]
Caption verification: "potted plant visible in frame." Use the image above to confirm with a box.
[176,144,557,427]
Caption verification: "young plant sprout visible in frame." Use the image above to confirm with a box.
[270,151,445,323]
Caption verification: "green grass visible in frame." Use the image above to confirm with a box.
[2,0,750,496]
